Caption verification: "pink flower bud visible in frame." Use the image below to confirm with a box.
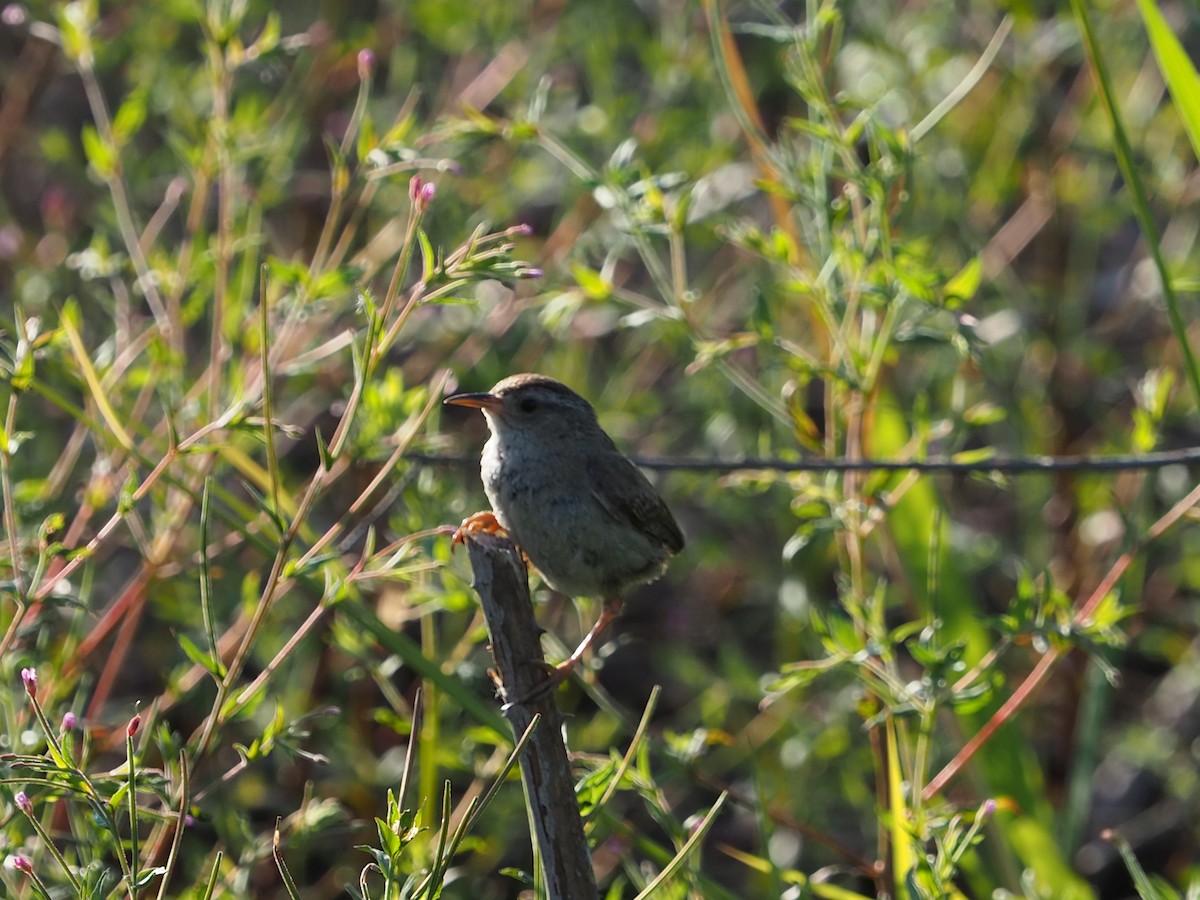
[12,856,33,874]
[409,176,436,213]
[61,711,77,731]
[14,791,32,815]
[357,48,375,81]
[126,715,141,737]
[19,668,35,697]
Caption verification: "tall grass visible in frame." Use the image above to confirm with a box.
[1,0,1199,897]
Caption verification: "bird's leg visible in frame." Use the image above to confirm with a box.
[502,596,623,707]
[556,596,623,678]
[451,510,506,546]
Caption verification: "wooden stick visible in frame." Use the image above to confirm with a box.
[464,532,599,900]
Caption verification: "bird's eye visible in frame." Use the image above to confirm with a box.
[519,397,537,413]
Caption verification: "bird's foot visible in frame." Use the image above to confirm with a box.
[451,510,507,548]
[500,660,571,709]
[500,598,624,708]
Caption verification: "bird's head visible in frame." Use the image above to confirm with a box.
[445,373,600,443]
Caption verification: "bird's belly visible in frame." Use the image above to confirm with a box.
[481,456,666,597]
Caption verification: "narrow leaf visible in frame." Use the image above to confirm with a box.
[1136,0,1200,165]
[60,303,133,449]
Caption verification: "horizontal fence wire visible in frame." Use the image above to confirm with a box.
[405,446,1200,475]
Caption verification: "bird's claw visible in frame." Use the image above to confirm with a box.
[500,659,577,709]
[450,511,506,549]
[498,599,622,707]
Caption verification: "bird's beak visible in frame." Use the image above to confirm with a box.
[444,390,503,412]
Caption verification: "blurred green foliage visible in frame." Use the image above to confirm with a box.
[2,0,1200,897]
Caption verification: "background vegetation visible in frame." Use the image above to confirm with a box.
[2,0,1200,897]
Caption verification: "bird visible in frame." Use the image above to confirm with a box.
[445,373,684,693]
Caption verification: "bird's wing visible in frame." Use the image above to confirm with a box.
[587,451,685,553]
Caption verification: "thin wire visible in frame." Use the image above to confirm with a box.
[405,446,1200,475]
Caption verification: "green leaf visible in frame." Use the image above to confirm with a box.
[9,331,34,392]
[133,867,168,889]
[417,228,436,281]
[81,124,117,179]
[248,12,280,58]
[310,266,361,301]
[1137,0,1200,166]
[176,631,226,678]
[241,479,286,535]
[266,256,311,289]
[57,0,96,66]
[314,426,332,473]
[499,868,534,886]
[949,447,996,465]
[357,114,379,161]
[569,263,611,300]
[943,256,982,306]
[117,470,139,514]
[962,402,1005,426]
[112,88,148,146]
[1108,829,1181,900]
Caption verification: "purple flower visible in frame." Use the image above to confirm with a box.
[19,667,35,697]
[357,48,375,81]
[61,711,77,731]
[11,855,33,874]
[15,791,32,815]
[1,6,27,27]
[409,176,436,213]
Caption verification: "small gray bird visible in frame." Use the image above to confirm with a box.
[445,373,684,682]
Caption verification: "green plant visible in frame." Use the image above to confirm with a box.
[4,0,1200,896]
